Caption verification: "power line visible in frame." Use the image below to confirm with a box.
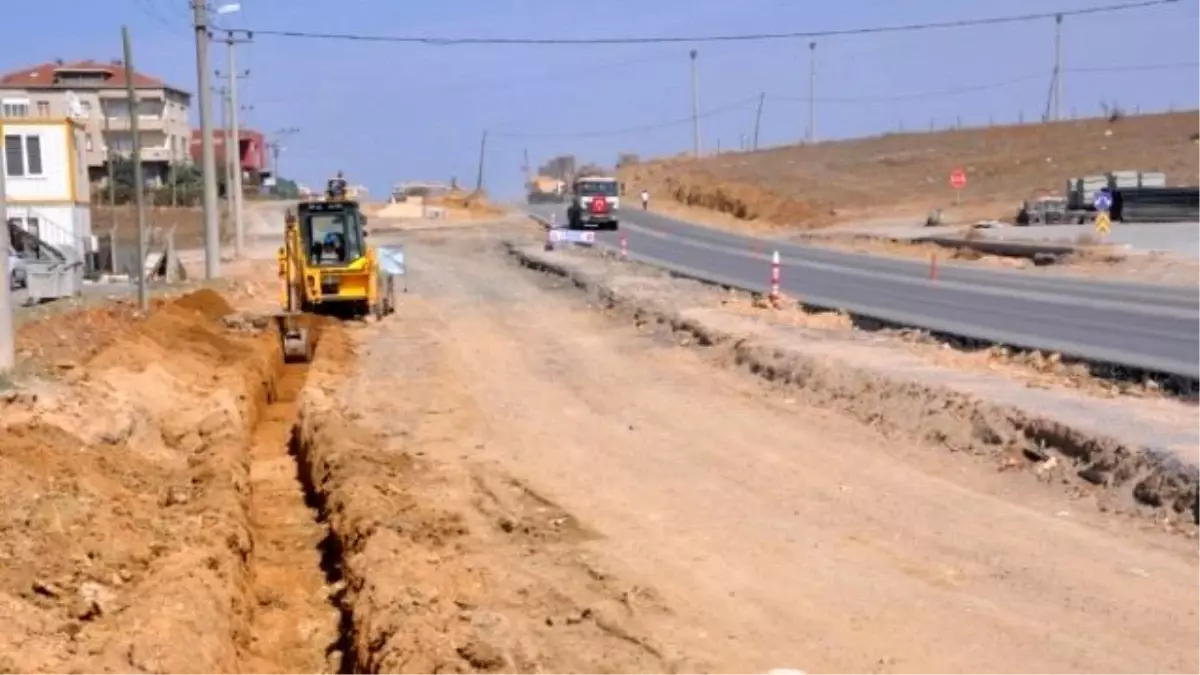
[492,95,761,139]
[244,0,1180,46]
[132,0,190,37]
[768,62,1198,104]
[247,49,680,106]
[490,60,1196,140]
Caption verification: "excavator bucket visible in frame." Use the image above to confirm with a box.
[277,315,314,364]
[282,327,312,364]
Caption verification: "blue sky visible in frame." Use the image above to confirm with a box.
[7,0,1199,199]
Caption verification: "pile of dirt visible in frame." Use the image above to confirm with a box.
[0,289,282,672]
[428,189,507,218]
[629,164,835,229]
[622,111,1199,230]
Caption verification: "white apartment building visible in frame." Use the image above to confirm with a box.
[2,117,93,263]
[0,59,192,186]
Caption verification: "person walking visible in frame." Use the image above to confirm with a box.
[640,189,650,210]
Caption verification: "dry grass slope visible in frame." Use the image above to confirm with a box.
[621,111,1199,229]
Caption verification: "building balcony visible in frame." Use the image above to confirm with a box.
[101,115,165,131]
[97,89,163,101]
[100,146,176,163]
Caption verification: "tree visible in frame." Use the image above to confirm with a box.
[271,178,299,199]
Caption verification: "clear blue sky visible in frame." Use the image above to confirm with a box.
[7,0,1199,199]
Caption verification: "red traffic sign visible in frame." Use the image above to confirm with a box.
[949,168,967,189]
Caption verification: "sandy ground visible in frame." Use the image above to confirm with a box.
[2,213,1196,673]
[320,224,1198,673]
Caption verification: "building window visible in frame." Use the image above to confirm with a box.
[3,135,23,176]
[36,101,50,117]
[1,99,29,118]
[25,136,43,175]
[3,134,44,177]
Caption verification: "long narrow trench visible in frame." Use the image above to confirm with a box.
[239,338,351,674]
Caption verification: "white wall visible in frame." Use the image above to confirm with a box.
[2,122,70,201]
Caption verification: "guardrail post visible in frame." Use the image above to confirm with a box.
[620,232,628,260]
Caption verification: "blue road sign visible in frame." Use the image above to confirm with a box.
[1093,190,1113,212]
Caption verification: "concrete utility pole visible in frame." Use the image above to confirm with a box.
[220,29,252,259]
[753,92,765,151]
[689,49,701,157]
[123,26,149,313]
[475,129,488,192]
[1052,13,1063,122]
[807,41,817,143]
[267,127,299,196]
[0,131,13,376]
[103,111,117,234]
[192,0,219,279]
[213,84,232,217]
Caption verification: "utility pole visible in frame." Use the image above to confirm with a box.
[1052,13,1063,122]
[753,92,765,151]
[807,41,817,143]
[267,127,299,197]
[475,129,488,193]
[0,132,13,376]
[220,29,252,258]
[522,147,532,186]
[214,84,232,218]
[103,110,116,218]
[192,0,219,279]
[123,26,149,313]
[689,49,700,157]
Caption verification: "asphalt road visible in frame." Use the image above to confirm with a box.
[526,203,1200,379]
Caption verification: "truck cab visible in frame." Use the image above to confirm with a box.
[567,175,620,230]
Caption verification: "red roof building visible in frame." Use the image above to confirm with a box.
[190,129,267,175]
[0,59,187,95]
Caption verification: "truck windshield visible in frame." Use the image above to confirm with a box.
[578,181,618,196]
[304,211,364,265]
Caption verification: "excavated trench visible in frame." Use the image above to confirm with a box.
[238,319,354,674]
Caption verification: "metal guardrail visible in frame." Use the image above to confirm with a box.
[524,212,1199,380]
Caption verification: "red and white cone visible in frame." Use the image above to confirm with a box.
[769,250,781,302]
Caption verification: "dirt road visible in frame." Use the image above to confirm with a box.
[330,227,1198,673]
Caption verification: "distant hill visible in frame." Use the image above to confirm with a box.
[620,111,1199,229]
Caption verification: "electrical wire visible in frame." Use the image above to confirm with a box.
[488,61,1196,139]
[243,0,1180,46]
[492,95,761,139]
[132,0,191,38]
[769,62,1199,104]
[247,48,681,106]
